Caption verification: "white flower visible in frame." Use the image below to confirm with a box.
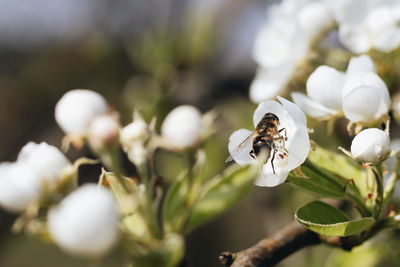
[227,97,310,187]
[292,65,345,119]
[161,105,202,149]
[48,184,119,258]
[88,115,120,150]
[298,1,333,37]
[0,163,41,212]
[120,119,150,166]
[17,142,71,184]
[55,89,108,136]
[253,17,308,69]
[333,0,400,53]
[342,57,390,124]
[0,142,71,212]
[250,0,333,103]
[120,120,149,144]
[351,128,390,164]
[292,55,390,124]
[250,65,294,103]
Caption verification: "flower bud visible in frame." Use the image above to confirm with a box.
[342,72,390,123]
[120,120,150,144]
[48,184,119,258]
[161,105,202,149]
[351,128,390,164]
[55,89,108,136]
[120,119,151,166]
[0,142,71,212]
[0,163,41,212]
[88,115,120,150]
[18,142,71,184]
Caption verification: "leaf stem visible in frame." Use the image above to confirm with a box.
[371,165,384,220]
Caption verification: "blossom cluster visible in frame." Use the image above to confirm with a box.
[0,89,208,259]
[250,0,400,103]
[292,55,390,124]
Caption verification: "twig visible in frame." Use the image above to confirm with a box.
[219,222,362,267]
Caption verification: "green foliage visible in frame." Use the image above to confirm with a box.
[295,201,375,237]
[288,165,346,199]
[186,163,260,233]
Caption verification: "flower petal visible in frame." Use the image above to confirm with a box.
[227,129,254,165]
[255,166,289,187]
[338,23,371,54]
[365,7,400,53]
[249,65,294,103]
[306,65,345,110]
[346,55,376,76]
[291,92,338,119]
[277,96,307,127]
[342,85,391,123]
[343,71,388,97]
[286,125,310,170]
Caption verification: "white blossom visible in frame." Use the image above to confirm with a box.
[120,120,149,144]
[0,163,41,212]
[0,142,71,212]
[332,0,400,53]
[250,0,333,103]
[227,97,310,187]
[48,184,119,258]
[351,128,390,164]
[292,65,345,119]
[161,105,203,149]
[55,89,108,136]
[250,65,294,103]
[88,115,120,150]
[120,119,150,166]
[342,57,390,124]
[292,55,390,124]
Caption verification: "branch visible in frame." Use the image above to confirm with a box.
[219,222,362,267]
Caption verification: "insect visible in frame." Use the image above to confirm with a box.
[225,113,288,174]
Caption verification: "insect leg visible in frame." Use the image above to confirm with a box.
[279,128,288,153]
[270,149,276,174]
[249,150,255,159]
[279,128,288,141]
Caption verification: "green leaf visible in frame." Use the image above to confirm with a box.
[162,171,190,233]
[295,201,375,237]
[308,146,362,180]
[288,175,345,198]
[186,163,259,232]
[101,171,138,214]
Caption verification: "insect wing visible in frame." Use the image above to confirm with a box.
[225,131,256,163]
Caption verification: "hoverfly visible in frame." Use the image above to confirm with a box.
[225,113,288,174]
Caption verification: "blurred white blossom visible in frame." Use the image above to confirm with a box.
[161,105,203,149]
[48,184,119,258]
[55,89,108,136]
[351,128,390,164]
[88,114,120,150]
[228,97,310,187]
[120,117,151,166]
[250,0,333,103]
[0,142,71,212]
[332,0,400,53]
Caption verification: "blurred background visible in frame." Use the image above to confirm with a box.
[1,1,398,267]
